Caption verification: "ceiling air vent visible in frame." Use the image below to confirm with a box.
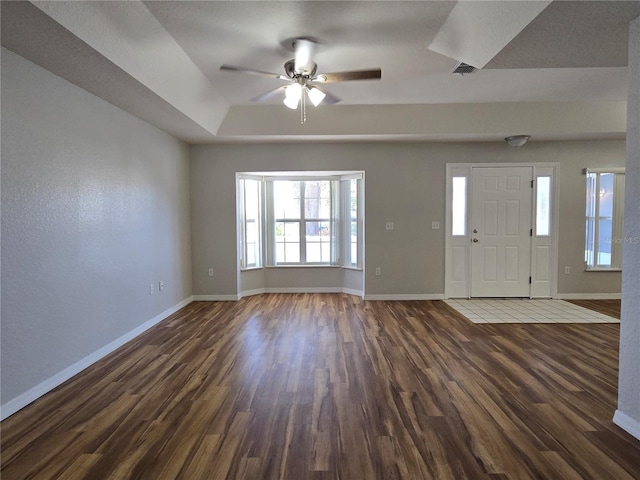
[451,62,476,75]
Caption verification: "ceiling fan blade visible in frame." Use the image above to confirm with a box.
[250,85,288,103]
[315,69,382,83]
[220,64,288,80]
[294,38,318,74]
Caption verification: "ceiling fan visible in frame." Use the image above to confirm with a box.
[220,38,382,123]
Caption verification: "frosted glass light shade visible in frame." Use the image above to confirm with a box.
[284,83,302,109]
[307,87,326,106]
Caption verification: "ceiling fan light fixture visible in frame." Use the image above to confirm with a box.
[505,135,531,147]
[283,95,299,110]
[284,83,302,109]
[307,87,326,106]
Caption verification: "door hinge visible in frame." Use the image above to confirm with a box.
[531,180,534,188]
[529,276,532,284]
[530,228,533,237]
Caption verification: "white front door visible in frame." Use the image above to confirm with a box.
[471,167,533,297]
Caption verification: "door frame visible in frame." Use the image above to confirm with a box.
[445,163,560,299]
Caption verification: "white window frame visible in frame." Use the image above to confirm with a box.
[269,178,337,266]
[237,171,364,270]
[341,175,364,269]
[584,168,625,271]
[237,174,264,270]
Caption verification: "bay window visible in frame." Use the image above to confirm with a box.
[237,172,363,269]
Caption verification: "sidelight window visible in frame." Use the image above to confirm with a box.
[585,170,625,270]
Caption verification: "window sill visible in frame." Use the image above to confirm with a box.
[240,266,263,272]
[265,265,341,269]
[584,268,622,272]
[342,265,363,271]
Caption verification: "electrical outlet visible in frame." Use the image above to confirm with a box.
[431,221,440,230]
[385,222,394,230]
[159,281,165,291]
[375,267,381,276]
[208,268,214,277]
[564,266,570,275]
[149,284,154,295]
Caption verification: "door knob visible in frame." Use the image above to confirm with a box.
[473,238,479,243]
[473,229,478,233]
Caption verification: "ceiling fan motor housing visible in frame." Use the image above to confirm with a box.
[285,59,317,78]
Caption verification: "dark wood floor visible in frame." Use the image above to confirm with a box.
[566,299,622,319]
[2,294,639,479]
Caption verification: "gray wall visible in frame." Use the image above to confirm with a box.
[1,49,192,406]
[190,140,625,298]
[617,15,640,439]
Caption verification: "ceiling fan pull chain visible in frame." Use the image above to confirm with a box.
[301,89,306,125]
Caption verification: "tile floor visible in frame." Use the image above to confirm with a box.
[444,298,620,324]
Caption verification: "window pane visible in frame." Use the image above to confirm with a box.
[274,181,300,218]
[599,174,614,217]
[246,220,256,243]
[349,219,358,266]
[597,175,613,266]
[350,179,358,217]
[306,221,330,263]
[306,221,329,237]
[275,221,300,263]
[452,177,466,236]
[348,179,359,266]
[241,179,261,268]
[536,176,551,236]
[585,218,595,266]
[585,173,597,267]
[321,243,330,262]
[304,181,331,218]
[245,179,259,218]
[585,171,624,269]
[586,173,597,217]
[284,222,300,239]
[307,243,321,262]
[285,243,300,263]
[247,244,256,266]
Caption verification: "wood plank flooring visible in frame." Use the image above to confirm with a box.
[565,299,622,319]
[2,294,639,479]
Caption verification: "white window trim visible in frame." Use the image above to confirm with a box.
[341,175,364,269]
[584,169,625,270]
[268,178,337,266]
[237,175,264,270]
[237,171,364,270]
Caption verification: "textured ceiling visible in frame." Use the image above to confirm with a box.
[1,1,638,143]
[486,1,640,68]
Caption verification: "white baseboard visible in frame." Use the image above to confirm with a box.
[613,410,640,441]
[238,288,266,298]
[0,296,193,421]
[193,294,240,301]
[555,293,622,300]
[239,287,364,299]
[364,294,445,301]
[342,288,365,298]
